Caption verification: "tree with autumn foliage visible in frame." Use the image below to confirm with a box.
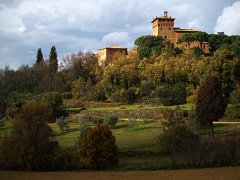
[195,76,226,137]
[0,102,58,170]
[77,125,118,169]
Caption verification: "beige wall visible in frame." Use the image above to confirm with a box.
[97,48,127,67]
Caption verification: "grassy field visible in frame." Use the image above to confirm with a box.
[67,103,195,113]
[1,103,240,170]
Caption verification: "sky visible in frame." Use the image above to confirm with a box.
[0,0,240,69]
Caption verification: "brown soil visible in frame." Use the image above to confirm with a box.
[1,167,240,180]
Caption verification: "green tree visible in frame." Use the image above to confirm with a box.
[42,92,67,121]
[178,33,195,49]
[77,125,118,169]
[156,83,186,106]
[36,48,44,64]
[209,32,231,53]
[134,35,165,58]
[194,32,209,51]
[49,46,58,73]
[104,116,118,128]
[196,76,226,137]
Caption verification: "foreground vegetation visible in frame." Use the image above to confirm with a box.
[0,32,240,171]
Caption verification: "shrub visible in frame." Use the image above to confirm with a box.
[124,87,138,104]
[0,102,7,120]
[77,125,118,169]
[95,88,107,102]
[42,92,68,122]
[56,116,69,133]
[79,115,92,138]
[141,80,153,97]
[104,116,118,128]
[156,83,186,106]
[111,91,121,103]
[0,102,59,170]
[158,114,198,154]
[224,107,240,121]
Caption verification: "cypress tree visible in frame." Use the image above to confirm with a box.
[36,48,44,64]
[49,46,58,73]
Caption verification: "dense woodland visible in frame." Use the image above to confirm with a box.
[1,32,240,111]
[0,32,240,171]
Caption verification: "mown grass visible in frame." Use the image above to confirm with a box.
[50,120,163,152]
[67,103,195,113]
[49,120,240,151]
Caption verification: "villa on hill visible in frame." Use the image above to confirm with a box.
[97,11,209,67]
[152,11,209,53]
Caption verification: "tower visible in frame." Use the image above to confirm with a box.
[151,11,175,41]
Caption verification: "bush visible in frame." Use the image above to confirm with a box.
[0,102,7,120]
[198,132,240,167]
[156,83,186,106]
[56,117,69,133]
[230,90,240,107]
[158,114,198,154]
[42,92,68,122]
[124,87,138,104]
[141,80,153,97]
[0,102,59,170]
[104,116,118,128]
[224,107,240,121]
[79,115,92,138]
[77,125,118,169]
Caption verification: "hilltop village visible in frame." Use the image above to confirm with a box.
[97,11,209,67]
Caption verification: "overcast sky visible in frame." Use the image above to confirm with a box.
[0,0,240,69]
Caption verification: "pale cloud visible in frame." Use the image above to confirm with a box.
[102,32,131,46]
[214,1,240,35]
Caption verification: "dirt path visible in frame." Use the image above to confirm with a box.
[1,167,240,180]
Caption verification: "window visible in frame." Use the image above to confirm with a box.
[165,36,167,39]
[160,27,163,30]
[203,45,206,49]
[169,27,171,30]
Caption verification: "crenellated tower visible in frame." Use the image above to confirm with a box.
[151,11,175,41]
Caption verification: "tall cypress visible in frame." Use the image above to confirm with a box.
[36,48,44,64]
[49,46,58,73]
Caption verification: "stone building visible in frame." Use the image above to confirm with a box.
[152,11,209,53]
[97,45,128,67]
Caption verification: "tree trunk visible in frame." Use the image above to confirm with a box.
[210,121,214,138]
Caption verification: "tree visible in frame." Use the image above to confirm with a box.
[156,83,187,106]
[194,32,209,51]
[0,102,58,170]
[36,48,44,64]
[104,116,118,128]
[49,46,58,73]
[42,92,67,121]
[134,35,165,58]
[77,125,118,169]
[178,33,195,49]
[158,113,197,154]
[196,76,226,137]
